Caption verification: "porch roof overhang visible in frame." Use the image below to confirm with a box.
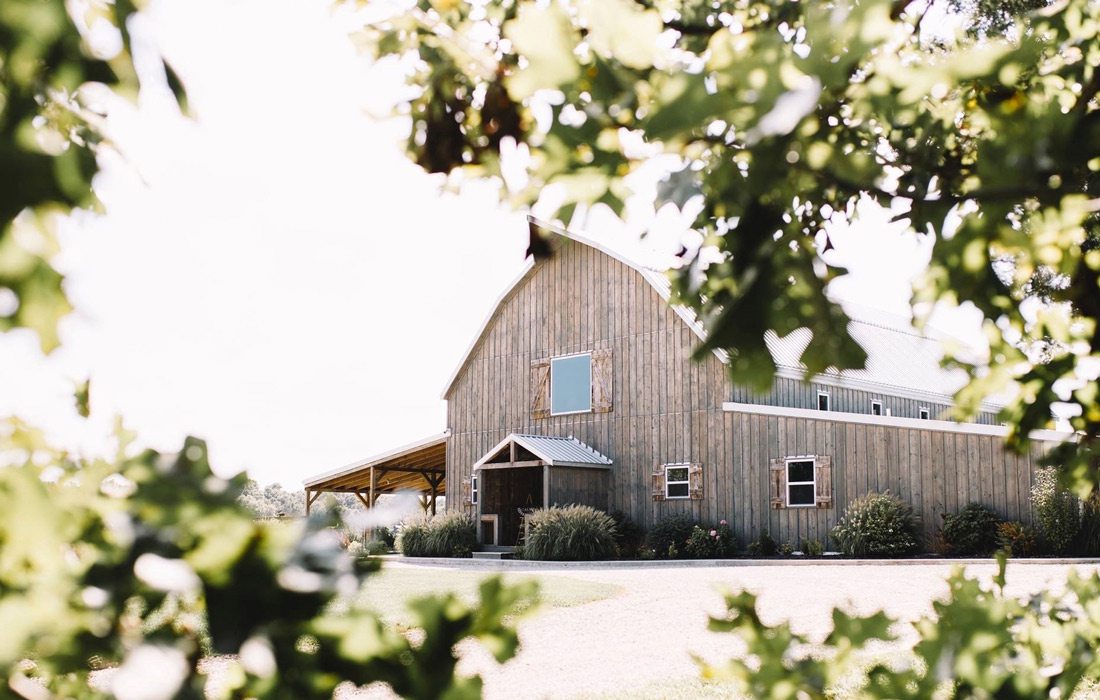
[474,433,612,471]
[303,432,448,495]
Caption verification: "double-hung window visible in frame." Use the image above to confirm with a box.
[550,353,592,415]
[786,458,816,507]
[664,464,690,499]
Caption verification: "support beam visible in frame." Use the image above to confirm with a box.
[305,489,322,515]
[542,464,550,509]
[354,491,370,509]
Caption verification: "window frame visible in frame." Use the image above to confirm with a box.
[919,407,930,420]
[664,463,691,500]
[871,400,883,416]
[549,352,593,416]
[471,474,479,505]
[817,391,830,411]
[785,457,817,508]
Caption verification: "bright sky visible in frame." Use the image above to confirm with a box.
[1,0,982,488]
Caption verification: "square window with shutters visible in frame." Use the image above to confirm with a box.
[551,353,592,415]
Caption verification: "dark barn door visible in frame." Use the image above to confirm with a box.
[481,467,543,545]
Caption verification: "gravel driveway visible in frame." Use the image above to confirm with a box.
[415,560,1100,699]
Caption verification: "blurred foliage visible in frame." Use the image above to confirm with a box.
[0,418,537,699]
[701,553,1100,699]
[367,0,1100,496]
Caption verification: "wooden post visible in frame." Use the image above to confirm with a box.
[367,466,377,540]
[542,464,550,508]
[429,480,438,515]
[305,490,321,516]
[305,489,311,516]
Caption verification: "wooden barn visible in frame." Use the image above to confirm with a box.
[305,218,1067,549]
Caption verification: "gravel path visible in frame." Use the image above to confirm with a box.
[423,561,1100,699]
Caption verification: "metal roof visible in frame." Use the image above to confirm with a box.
[303,432,448,492]
[475,433,613,469]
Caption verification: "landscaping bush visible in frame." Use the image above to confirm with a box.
[1031,466,1080,554]
[800,538,824,556]
[941,502,1002,555]
[831,491,921,556]
[396,512,476,558]
[747,529,778,557]
[522,505,618,561]
[1076,494,1100,556]
[996,521,1037,557]
[645,513,696,559]
[609,510,646,559]
[684,520,737,559]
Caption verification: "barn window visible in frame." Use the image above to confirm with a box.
[550,353,592,415]
[919,407,930,420]
[471,475,479,505]
[665,464,690,499]
[817,392,830,411]
[786,458,816,507]
[871,400,882,416]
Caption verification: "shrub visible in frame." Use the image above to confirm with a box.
[941,502,1002,555]
[1031,467,1080,554]
[996,521,1037,557]
[831,491,921,556]
[684,521,738,559]
[778,541,794,555]
[801,539,824,556]
[522,505,618,561]
[1076,494,1100,556]
[645,513,697,559]
[397,512,476,558]
[609,510,646,559]
[747,529,778,557]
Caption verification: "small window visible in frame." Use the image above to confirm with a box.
[871,401,882,416]
[665,464,690,499]
[786,458,816,507]
[551,353,592,415]
[817,392,830,411]
[471,475,479,505]
[919,407,930,420]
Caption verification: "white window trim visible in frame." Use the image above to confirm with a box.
[664,463,691,500]
[786,456,817,508]
[471,475,479,505]
[919,407,930,420]
[549,352,593,416]
[817,391,830,411]
[871,400,883,416]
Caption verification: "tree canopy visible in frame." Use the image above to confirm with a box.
[367,0,1100,493]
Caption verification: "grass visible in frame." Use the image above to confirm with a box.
[353,566,622,626]
[583,677,742,699]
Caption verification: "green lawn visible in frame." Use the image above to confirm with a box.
[353,565,622,626]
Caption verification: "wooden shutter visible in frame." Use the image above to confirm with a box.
[461,477,472,507]
[769,458,786,509]
[591,348,613,413]
[815,456,833,508]
[688,463,704,500]
[530,358,550,419]
[651,465,666,501]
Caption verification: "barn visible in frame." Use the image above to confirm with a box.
[305,217,1066,549]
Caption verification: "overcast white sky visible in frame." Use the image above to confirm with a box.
[2,0,979,488]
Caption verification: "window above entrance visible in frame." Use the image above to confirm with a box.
[530,349,613,419]
[551,353,592,415]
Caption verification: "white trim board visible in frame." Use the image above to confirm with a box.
[722,401,1072,443]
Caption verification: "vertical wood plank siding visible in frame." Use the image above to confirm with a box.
[444,238,1052,547]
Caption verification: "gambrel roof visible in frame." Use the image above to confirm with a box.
[442,216,999,410]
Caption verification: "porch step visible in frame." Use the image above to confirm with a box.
[473,548,515,560]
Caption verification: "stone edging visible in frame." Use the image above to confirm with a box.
[379,555,1100,571]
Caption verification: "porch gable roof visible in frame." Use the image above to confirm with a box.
[474,433,612,470]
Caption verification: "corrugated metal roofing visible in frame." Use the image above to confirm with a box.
[764,307,977,402]
[513,434,613,466]
[475,433,613,468]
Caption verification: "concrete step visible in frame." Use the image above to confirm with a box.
[472,550,515,560]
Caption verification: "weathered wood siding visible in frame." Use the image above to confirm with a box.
[731,376,1001,425]
[445,238,731,530]
[445,235,1047,548]
[720,410,1057,545]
